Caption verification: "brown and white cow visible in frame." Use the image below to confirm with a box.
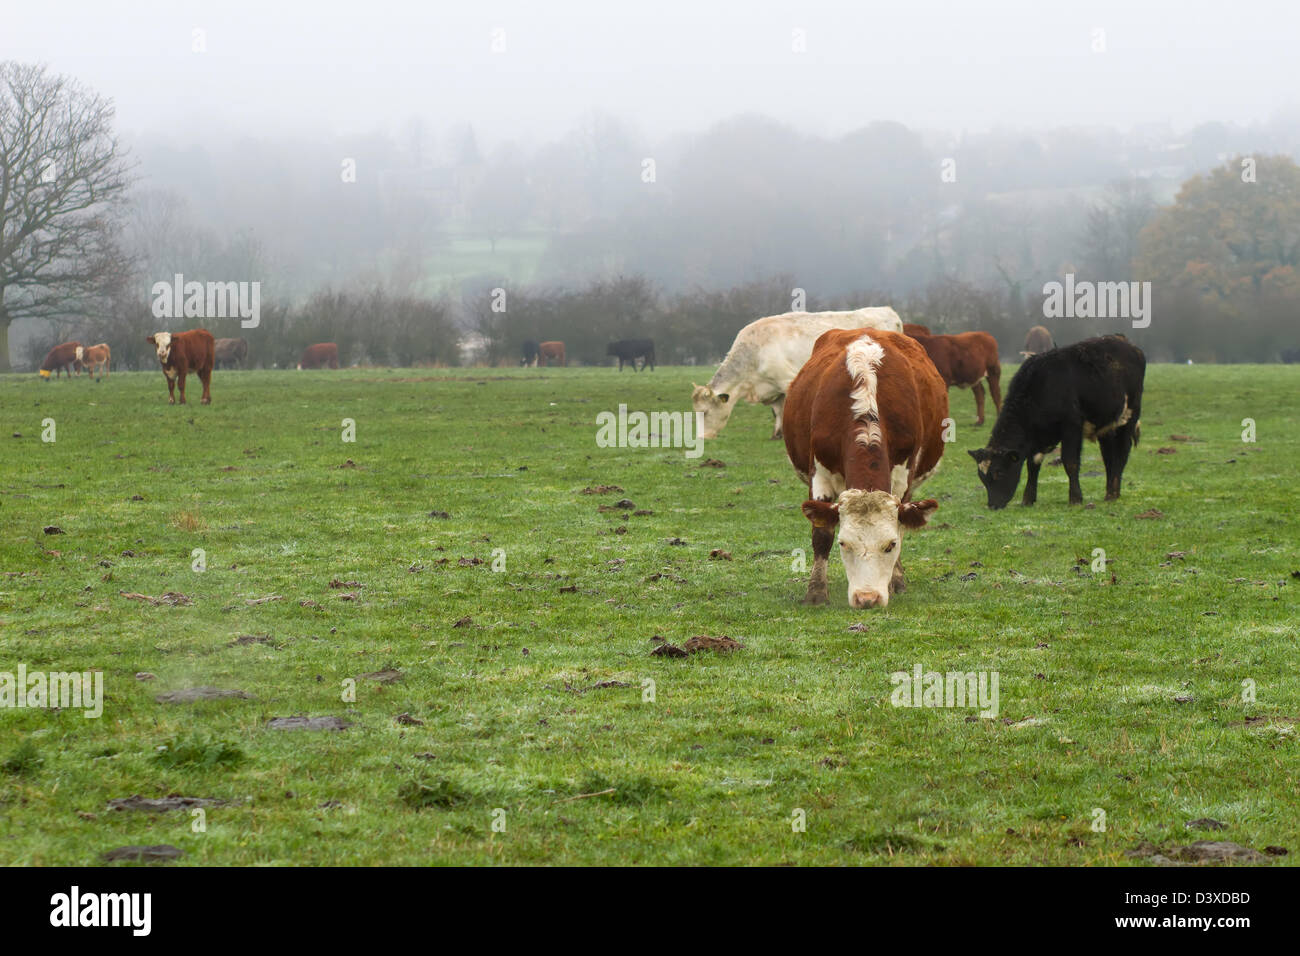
[147,329,214,404]
[298,342,339,369]
[783,328,947,609]
[39,341,81,379]
[214,337,249,369]
[538,341,565,367]
[905,329,1002,426]
[74,343,111,380]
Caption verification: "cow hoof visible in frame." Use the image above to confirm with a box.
[1069,497,1083,506]
[802,591,828,606]
[1104,492,1120,501]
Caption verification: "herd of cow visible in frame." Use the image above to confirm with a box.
[36,311,1144,612]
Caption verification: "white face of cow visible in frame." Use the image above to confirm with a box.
[151,332,172,364]
[805,489,939,609]
[691,384,734,439]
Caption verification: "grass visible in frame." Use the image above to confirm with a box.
[0,362,1296,865]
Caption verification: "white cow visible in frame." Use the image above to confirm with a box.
[692,307,904,439]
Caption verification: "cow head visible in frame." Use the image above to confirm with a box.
[691,384,734,439]
[147,332,172,364]
[802,489,938,609]
[968,447,1024,509]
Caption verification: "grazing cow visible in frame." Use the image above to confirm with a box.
[520,340,539,367]
[74,343,111,380]
[147,329,215,405]
[39,341,81,379]
[903,323,931,336]
[1020,325,1055,359]
[1281,348,1300,364]
[214,337,249,369]
[538,341,566,367]
[969,335,1145,508]
[905,330,1002,425]
[606,338,655,372]
[693,307,904,440]
[783,329,946,608]
[298,342,339,369]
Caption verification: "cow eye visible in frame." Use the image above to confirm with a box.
[883,540,896,553]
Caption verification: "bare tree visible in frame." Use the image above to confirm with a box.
[0,61,134,369]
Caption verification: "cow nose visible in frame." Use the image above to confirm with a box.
[850,589,885,609]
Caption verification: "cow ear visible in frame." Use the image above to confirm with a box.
[801,499,840,529]
[716,393,730,403]
[898,498,939,529]
[146,335,156,344]
[967,448,985,462]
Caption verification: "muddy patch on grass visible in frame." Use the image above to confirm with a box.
[120,590,193,606]
[107,795,239,813]
[101,845,184,863]
[580,484,624,495]
[155,687,251,703]
[1126,840,1271,865]
[227,634,273,647]
[267,716,352,731]
[359,669,403,684]
[651,635,744,657]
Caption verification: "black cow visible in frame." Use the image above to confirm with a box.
[968,335,1145,508]
[606,338,655,372]
[1282,348,1300,364]
[521,340,539,367]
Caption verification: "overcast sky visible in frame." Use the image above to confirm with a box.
[5,0,1298,147]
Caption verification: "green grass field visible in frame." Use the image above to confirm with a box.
[0,363,1296,865]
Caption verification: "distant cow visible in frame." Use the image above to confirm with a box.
[606,338,655,372]
[147,329,215,405]
[1020,325,1055,359]
[969,335,1145,508]
[39,341,81,379]
[74,343,111,380]
[783,328,946,608]
[298,343,339,369]
[214,337,249,369]
[538,341,565,367]
[520,340,539,367]
[905,330,1002,425]
[693,307,904,440]
[903,323,931,336]
[1281,348,1300,364]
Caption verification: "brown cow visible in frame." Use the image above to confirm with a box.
[905,330,1002,426]
[147,329,214,405]
[538,341,565,367]
[298,343,339,369]
[74,343,111,380]
[782,329,946,609]
[903,323,931,336]
[39,341,81,379]
[1020,325,1055,358]
[214,337,249,369]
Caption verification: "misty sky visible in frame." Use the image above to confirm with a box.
[5,0,1299,148]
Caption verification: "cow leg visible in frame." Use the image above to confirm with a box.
[972,381,986,426]
[987,365,1002,414]
[199,367,212,404]
[1022,455,1041,506]
[770,398,785,439]
[803,524,833,605]
[166,374,177,404]
[1100,429,1134,500]
[1061,424,1084,504]
[177,371,187,404]
[890,557,906,594]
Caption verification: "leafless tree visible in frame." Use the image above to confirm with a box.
[0,61,134,369]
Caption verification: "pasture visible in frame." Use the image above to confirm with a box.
[0,363,1296,865]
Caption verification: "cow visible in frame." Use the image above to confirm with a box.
[905,329,1002,426]
[903,322,931,336]
[606,338,655,372]
[692,307,904,441]
[520,340,539,367]
[969,335,1145,508]
[74,343,111,381]
[298,343,340,369]
[39,341,81,379]
[783,328,946,609]
[147,329,215,405]
[1020,325,1055,359]
[538,341,565,367]
[1281,348,1300,364]
[214,337,249,370]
